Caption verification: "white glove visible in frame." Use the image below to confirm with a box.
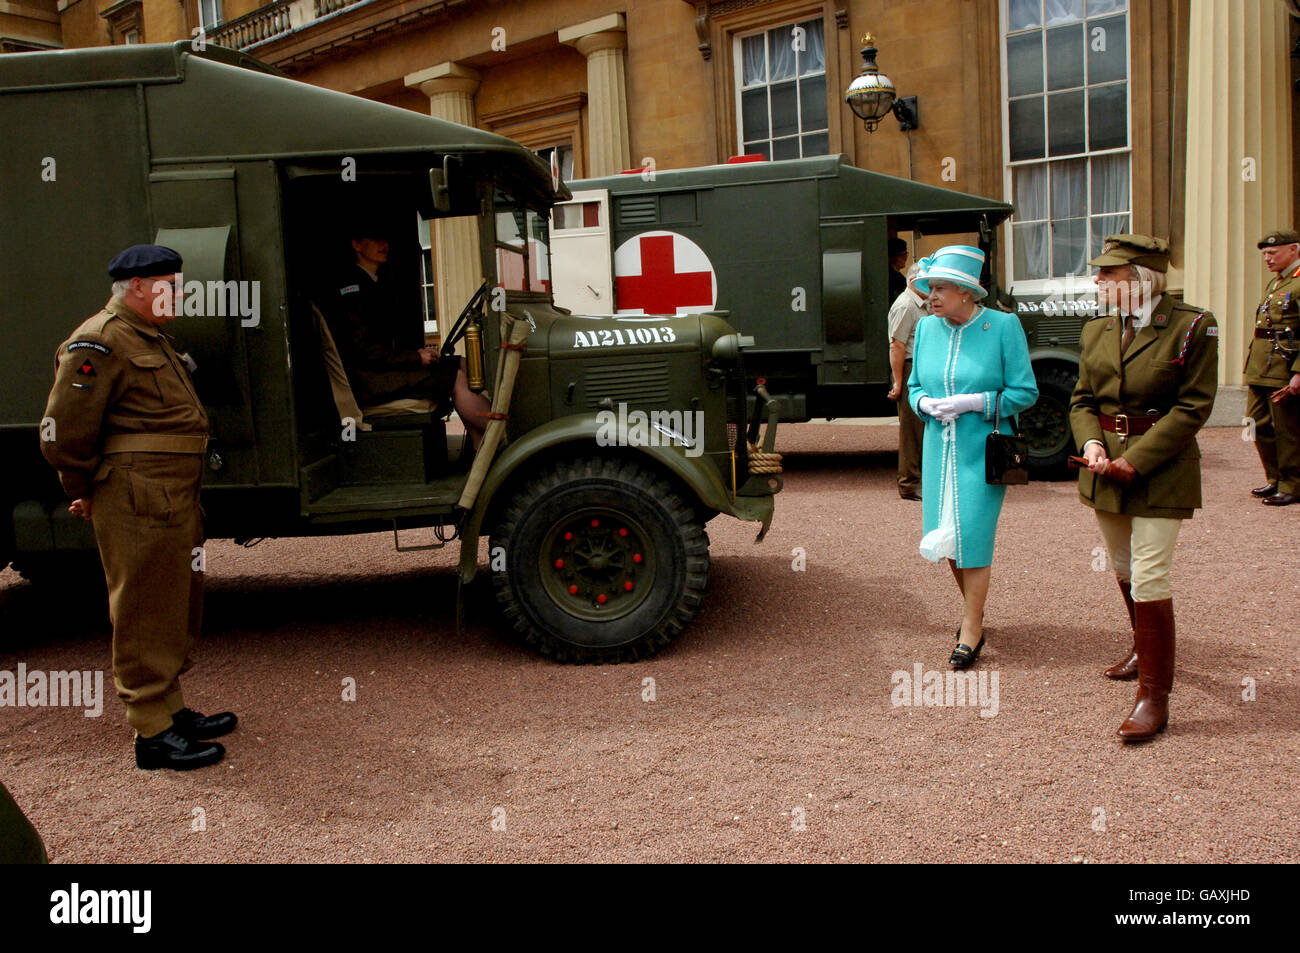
[919,393,983,422]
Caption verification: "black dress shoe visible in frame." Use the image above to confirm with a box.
[900,492,922,501]
[1251,483,1278,498]
[949,635,985,669]
[135,730,224,771]
[171,707,238,740]
[1263,492,1298,506]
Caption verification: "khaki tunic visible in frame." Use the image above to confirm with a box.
[1070,297,1219,519]
[40,297,209,737]
[1243,262,1300,386]
[1243,262,1300,493]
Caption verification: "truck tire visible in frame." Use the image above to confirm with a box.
[1021,365,1077,478]
[490,457,710,663]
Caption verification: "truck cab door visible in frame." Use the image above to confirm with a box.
[549,189,612,314]
[150,169,258,483]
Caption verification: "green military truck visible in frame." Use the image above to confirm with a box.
[0,42,781,663]
[551,155,1093,475]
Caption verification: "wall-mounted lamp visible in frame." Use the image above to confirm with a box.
[845,33,919,132]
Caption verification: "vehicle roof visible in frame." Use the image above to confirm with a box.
[571,154,1011,229]
[0,41,566,204]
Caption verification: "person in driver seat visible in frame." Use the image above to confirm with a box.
[328,224,490,449]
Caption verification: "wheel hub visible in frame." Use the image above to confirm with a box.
[540,510,654,621]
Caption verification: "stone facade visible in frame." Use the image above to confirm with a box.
[8,0,1300,389]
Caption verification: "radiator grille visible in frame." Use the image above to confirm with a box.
[1034,317,1083,347]
[583,360,671,409]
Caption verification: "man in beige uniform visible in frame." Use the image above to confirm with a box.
[887,261,928,500]
[41,245,235,770]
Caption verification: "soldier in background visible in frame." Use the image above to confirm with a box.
[40,245,235,771]
[887,260,929,500]
[1243,229,1300,506]
[1072,235,1218,743]
[887,237,908,304]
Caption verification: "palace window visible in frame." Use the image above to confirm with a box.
[1002,0,1130,285]
[735,16,829,160]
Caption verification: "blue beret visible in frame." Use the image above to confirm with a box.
[107,244,183,279]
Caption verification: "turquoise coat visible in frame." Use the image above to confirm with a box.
[907,306,1038,567]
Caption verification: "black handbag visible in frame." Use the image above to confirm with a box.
[986,392,1029,485]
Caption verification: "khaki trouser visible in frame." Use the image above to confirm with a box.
[1094,511,1182,603]
[1247,384,1300,494]
[897,360,923,495]
[91,452,204,737]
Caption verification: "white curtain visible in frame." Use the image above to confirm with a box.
[1090,153,1129,214]
[800,19,825,75]
[1044,0,1084,25]
[742,34,765,86]
[767,27,796,81]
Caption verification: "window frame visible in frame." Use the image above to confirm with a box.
[731,16,831,161]
[999,0,1134,295]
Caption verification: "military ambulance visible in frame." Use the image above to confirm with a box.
[552,155,1093,475]
[0,43,782,663]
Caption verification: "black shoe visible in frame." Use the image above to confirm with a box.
[1263,492,1298,506]
[900,492,922,501]
[135,729,225,771]
[949,635,986,669]
[1251,483,1278,498]
[171,707,238,740]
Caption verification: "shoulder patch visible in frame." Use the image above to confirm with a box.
[340,284,360,295]
[1206,325,1218,337]
[67,340,112,355]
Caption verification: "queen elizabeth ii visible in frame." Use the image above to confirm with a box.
[907,246,1038,668]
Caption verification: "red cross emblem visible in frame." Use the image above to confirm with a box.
[614,231,716,315]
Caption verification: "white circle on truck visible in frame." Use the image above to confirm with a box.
[613,230,718,316]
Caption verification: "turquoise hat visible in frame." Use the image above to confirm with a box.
[913,245,987,300]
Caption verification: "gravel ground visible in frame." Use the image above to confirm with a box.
[1,424,1295,863]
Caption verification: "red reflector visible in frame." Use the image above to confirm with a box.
[624,581,634,591]
[569,585,579,595]
[597,594,607,604]
[633,554,643,563]
[554,559,564,569]
[727,154,766,164]
[590,519,600,527]
[618,528,628,537]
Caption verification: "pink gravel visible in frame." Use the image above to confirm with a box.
[0,424,1295,863]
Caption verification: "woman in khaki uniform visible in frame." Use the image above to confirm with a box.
[1070,235,1218,742]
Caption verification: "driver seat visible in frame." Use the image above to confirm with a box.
[310,302,445,431]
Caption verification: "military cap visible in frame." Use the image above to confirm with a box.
[1257,229,1300,249]
[107,244,183,280]
[1088,234,1170,273]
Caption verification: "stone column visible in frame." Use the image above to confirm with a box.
[1183,0,1293,406]
[405,62,483,345]
[560,13,631,177]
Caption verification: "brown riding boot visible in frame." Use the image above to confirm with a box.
[1103,580,1139,680]
[1117,598,1175,742]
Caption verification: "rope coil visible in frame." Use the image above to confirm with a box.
[746,442,783,474]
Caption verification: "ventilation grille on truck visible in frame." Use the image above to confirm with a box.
[583,360,671,409]
[616,197,658,226]
[1034,317,1083,347]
